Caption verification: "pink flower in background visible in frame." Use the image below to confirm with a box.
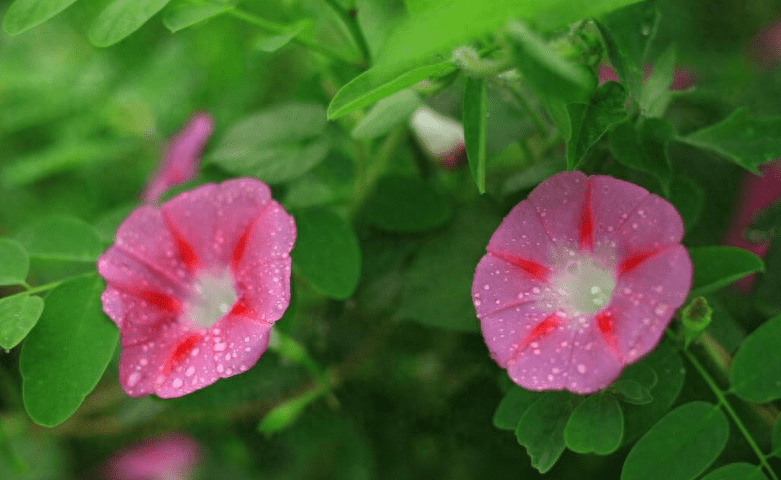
[98,179,296,398]
[472,172,691,394]
[103,433,201,480]
[597,64,696,91]
[724,162,781,291]
[751,20,781,68]
[142,113,215,204]
[409,106,466,170]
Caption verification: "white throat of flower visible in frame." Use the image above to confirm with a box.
[183,270,237,328]
[550,254,616,316]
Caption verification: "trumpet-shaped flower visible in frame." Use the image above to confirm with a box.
[142,113,214,204]
[409,106,466,170]
[98,179,295,398]
[472,172,692,394]
[102,433,201,480]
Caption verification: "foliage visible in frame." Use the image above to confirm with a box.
[1,0,781,478]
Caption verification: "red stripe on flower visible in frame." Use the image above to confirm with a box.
[489,251,550,282]
[163,215,198,272]
[231,226,251,271]
[617,247,669,276]
[229,300,251,317]
[507,313,562,365]
[579,184,594,251]
[596,309,623,363]
[158,332,202,386]
[136,289,180,314]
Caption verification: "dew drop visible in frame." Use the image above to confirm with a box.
[217,364,224,373]
[214,342,227,352]
[185,366,196,377]
[172,378,183,389]
[532,287,541,294]
[577,364,587,374]
[127,372,140,387]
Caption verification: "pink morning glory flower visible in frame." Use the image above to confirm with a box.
[409,106,466,170]
[597,64,696,91]
[142,113,215,204]
[723,161,781,291]
[472,172,692,394]
[102,433,201,480]
[751,20,781,68]
[98,179,296,398]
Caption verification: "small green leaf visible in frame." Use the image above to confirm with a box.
[609,118,675,195]
[622,402,728,480]
[0,296,44,350]
[515,391,574,474]
[327,61,457,120]
[365,175,452,233]
[730,315,781,403]
[595,1,659,101]
[622,339,685,445]
[463,77,487,193]
[564,394,623,454]
[746,198,781,243]
[567,81,628,170]
[258,387,325,436]
[0,239,29,286]
[291,208,361,300]
[351,89,421,140]
[493,386,541,431]
[678,108,781,174]
[163,0,233,33]
[20,275,119,426]
[688,246,765,297]
[700,464,768,480]
[612,362,657,405]
[254,20,311,53]
[640,44,676,118]
[2,0,78,35]
[89,0,172,47]
[15,216,103,262]
[507,21,595,105]
[209,103,330,184]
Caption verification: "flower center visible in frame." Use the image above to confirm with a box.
[551,255,615,315]
[182,270,237,328]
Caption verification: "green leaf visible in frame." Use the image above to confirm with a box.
[772,415,781,457]
[2,0,79,35]
[15,216,103,262]
[89,0,172,47]
[463,77,487,193]
[209,103,330,184]
[567,81,628,170]
[515,391,574,474]
[351,89,421,139]
[746,198,781,243]
[612,362,657,405]
[622,339,685,444]
[291,208,361,300]
[397,202,499,331]
[507,21,595,105]
[0,296,44,350]
[493,386,542,431]
[669,175,705,231]
[688,246,765,297]
[328,61,457,120]
[375,0,643,71]
[595,0,659,101]
[0,239,29,286]
[609,118,675,194]
[640,44,676,118]
[730,315,781,403]
[163,0,233,33]
[254,20,311,53]
[701,464,768,480]
[756,241,781,316]
[678,108,781,174]
[20,275,119,427]
[258,387,325,436]
[622,402,728,480]
[365,175,452,233]
[564,394,623,454]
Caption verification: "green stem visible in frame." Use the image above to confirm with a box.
[351,125,408,215]
[668,330,779,480]
[269,329,340,408]
[508,84,548,138]
[320,0,372,65]
[2,272,96,300]
[227,8,356,65]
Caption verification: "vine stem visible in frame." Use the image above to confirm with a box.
[227,8,357,65]
[3,272,96,299]
[320,0,372,65]
[668,330,779,480]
